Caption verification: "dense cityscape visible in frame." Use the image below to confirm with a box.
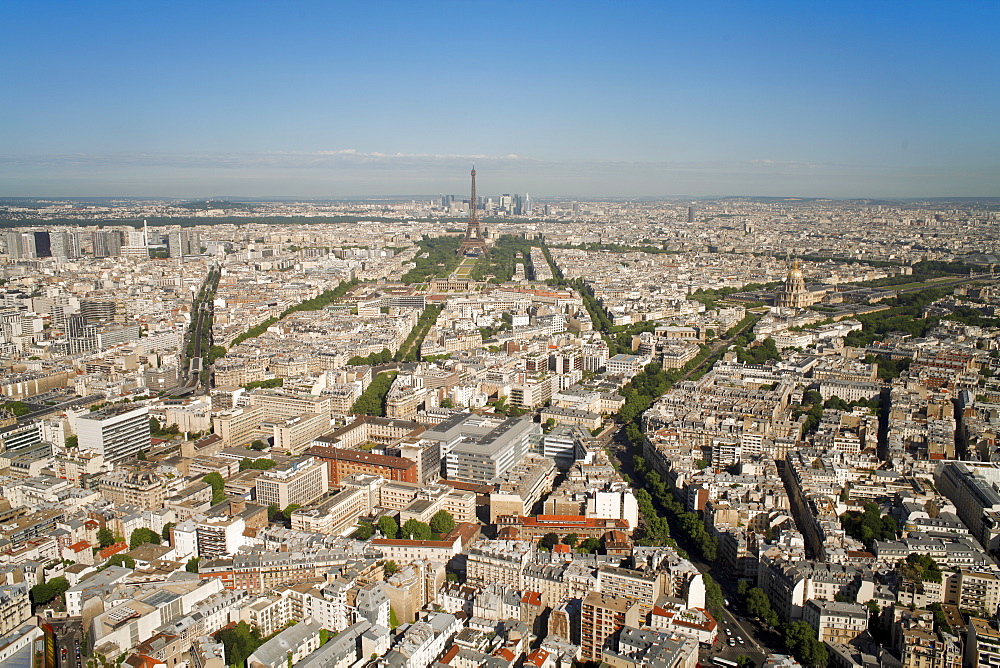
[0,182,999,668]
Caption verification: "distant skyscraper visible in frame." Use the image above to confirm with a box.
[500,193,513,213]
[687,206,695,223]
[50,230,81,258]
[167,231,182,257]
[92,230,122,258]
[525,193,532,216]
[186,231,201,255]
[167,230,200,257]
[3,231,23,259]
[32,231,51,257]
[21,233,37,258]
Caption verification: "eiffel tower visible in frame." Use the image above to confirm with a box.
[457,166,490,257]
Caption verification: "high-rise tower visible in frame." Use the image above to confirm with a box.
[457,167,490,257]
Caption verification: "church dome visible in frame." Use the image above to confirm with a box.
[787,259,804,282]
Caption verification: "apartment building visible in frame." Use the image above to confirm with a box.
[269,412,330,455]
[802,599,869,644]
[945,569,1000,618]
[76,404,150,463]
[966,617,1000,668]
[580,592,643,662]
[212,406,265,448]
[254,457,329,509]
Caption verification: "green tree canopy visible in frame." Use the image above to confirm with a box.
[30,576,70,606]
[429,509,455,536]
[129,527,161,549]
[539,532,560,551]
[239,457,277,471]
[746,587,780,627]
[377,515,399,539]
[784,620,829,667]
[105,554,136,569]
[203,472,227,505]
[96,527,117,548]
[840,503,897,549]
[215,621,264,668]
[704,573,725,620]
[899,552,943,591]
[356,520,374,540]
[400,518,433,541]
[186,557,201,573]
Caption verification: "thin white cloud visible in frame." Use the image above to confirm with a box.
[0,150,825,173]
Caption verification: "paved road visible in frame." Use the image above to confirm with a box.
[678,313,759,383]
[44,617,84,668]
[17,394,104,423]
[608,429,780,665]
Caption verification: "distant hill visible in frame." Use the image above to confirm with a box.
[177,200,251,210]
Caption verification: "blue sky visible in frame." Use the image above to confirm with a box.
[2,1,998,198]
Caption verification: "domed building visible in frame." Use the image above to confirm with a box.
[774,259,820,309]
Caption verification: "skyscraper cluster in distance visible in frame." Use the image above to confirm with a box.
[439,191,531,216]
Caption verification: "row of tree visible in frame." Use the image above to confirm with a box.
[844,287,952,347]
[230,278,361,348]
[347,347,394,366]
[740,583,829,666]
[0,400,30,416]
[350,371,398,417]
[632,455,719,561]
[357,510,456,541]
[238,457,276,471]
[202,472,228,504]
[30,576,69,606]
[243,378,283,391]
[400,236,462,283]
[468,236,539,283]
[734,337,781,365]
[397,304,443,362]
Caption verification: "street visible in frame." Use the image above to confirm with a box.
[607,429,780,667]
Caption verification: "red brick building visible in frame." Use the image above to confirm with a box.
[305,445,418,485]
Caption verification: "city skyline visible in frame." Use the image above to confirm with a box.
[3,1,998,198]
